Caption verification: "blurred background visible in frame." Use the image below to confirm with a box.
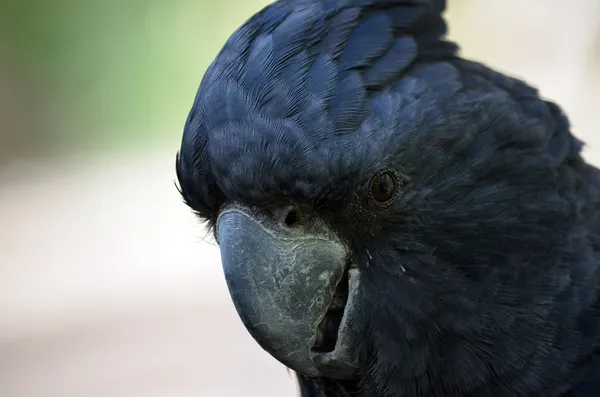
[0,1,599,396]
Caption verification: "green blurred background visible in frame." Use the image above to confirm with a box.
[0,2,599,397]
[0,0,273,157]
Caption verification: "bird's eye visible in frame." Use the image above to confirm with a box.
[369,171,397,204]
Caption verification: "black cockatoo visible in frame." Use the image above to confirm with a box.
[175,0,600,395]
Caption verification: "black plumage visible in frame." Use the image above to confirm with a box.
[176,0,600,396]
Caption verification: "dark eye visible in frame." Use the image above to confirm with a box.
[369,171,397,203]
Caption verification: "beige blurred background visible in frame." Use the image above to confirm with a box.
[0,1,599,396]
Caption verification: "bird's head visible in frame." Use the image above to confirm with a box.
[176,0,591,394]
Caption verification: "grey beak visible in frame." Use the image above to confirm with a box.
[216,205,349,377]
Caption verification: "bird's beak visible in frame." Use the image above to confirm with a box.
[216,204,359,379]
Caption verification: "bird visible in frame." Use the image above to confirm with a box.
[175,0,600,396]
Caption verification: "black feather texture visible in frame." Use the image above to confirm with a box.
[177,0,457,226]
[176,0,600,396]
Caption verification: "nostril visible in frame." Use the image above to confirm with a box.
[284,209,299,227]
[271,204,303,228]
